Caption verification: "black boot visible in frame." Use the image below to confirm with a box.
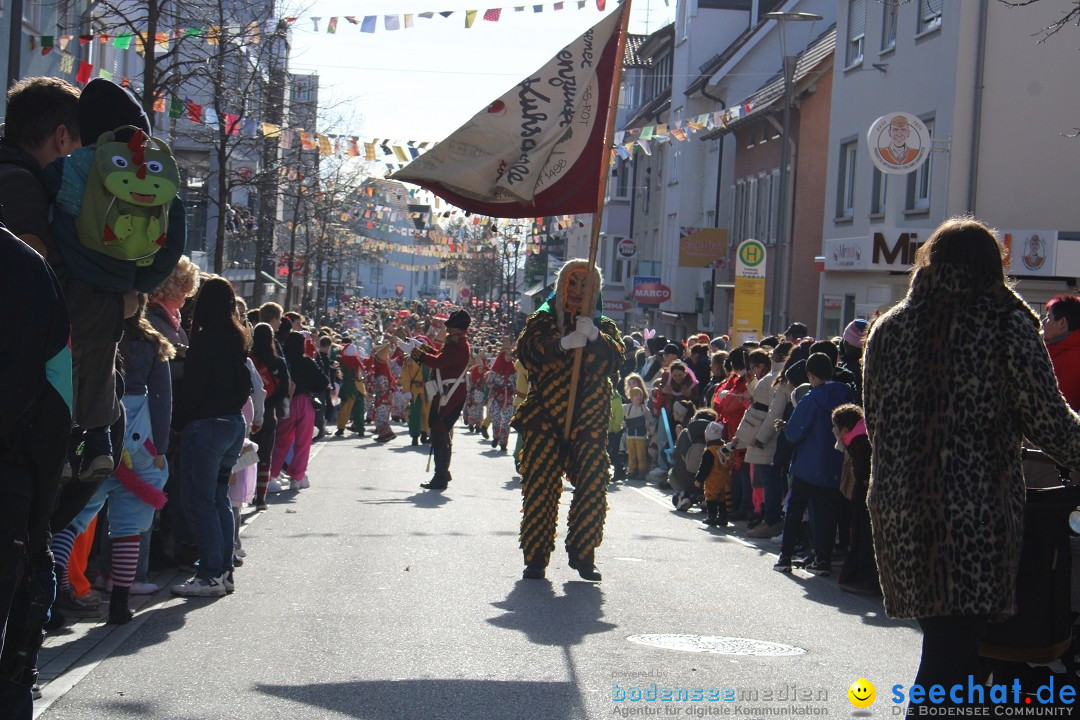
[420,433,429,444]
[701,501,721,527]
[567,550,602,581]
[108,586,133,625]
[523,551,549,579]
[411,436,419,446]
[422,432,451,489]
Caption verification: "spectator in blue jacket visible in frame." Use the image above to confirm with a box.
[773,352,854,575]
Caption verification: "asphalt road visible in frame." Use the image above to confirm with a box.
[36,423,922,719]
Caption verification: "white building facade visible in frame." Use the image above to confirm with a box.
[819,0,1080,333]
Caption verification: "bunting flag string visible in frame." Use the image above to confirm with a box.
[34,35,752,163]
[28,0,608,52]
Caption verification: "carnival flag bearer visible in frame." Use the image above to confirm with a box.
[409,309,471,490]
[513,260,624,581]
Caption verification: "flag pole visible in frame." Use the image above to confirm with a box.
[564,0,633,441]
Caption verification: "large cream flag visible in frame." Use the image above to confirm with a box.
[392,2,626,218]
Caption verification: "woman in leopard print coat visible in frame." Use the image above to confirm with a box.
[863,217,1080,687]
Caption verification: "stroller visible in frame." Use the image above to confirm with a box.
[978,447,1080,702]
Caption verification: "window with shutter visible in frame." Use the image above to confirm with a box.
[881,2,898,51]
[918,0,942,34]
[846,0,866,67]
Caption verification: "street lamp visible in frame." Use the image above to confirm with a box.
[763,10,821,335]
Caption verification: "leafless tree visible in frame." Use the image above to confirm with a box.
[997,0,1080,42]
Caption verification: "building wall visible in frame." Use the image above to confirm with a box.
[788,65,831,336]
[976,1,1080,230]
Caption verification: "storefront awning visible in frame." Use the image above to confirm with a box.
[523,283,551,298]
[260,271,287,290]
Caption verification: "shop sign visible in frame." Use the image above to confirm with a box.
[867,112,931,175]
[824,229,925,271]
[616,237,637,259]
[632,276,672,304]
[679,227,729,267]
[1002,230,1057,277]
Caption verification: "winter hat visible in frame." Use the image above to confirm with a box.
[783,322,809,340]
[783,358,808,388]
[78,79,151,144]
[843,319,869,348]
[446,309,471,330]
[806,352,835,382]
[645,336,668,355]
[662,342,682,357]
[672,399,695,425]
[704,421,725,443]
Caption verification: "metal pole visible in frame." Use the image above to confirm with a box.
[771,55,795,335]
[6,0,24,92]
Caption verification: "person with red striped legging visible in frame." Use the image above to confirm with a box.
[51,295,173,623]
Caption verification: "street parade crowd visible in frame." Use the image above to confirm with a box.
[3,76,1080,718]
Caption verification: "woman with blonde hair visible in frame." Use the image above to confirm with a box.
[146,255,200,380]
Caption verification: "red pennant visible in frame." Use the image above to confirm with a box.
[186,100,203,123]
[76,60,93,84]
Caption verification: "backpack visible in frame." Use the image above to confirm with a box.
[683,440,706,477]
[75,126,180,266]
[254,357,279,399]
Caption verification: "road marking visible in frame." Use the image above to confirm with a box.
[628,486,759,549]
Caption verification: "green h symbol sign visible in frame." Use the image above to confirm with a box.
[739,240,765,267]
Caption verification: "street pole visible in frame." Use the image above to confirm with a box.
[763,11,820,336]
[772,56,795,336]
[6,0,24,92]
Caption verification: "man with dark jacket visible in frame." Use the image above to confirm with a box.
[411,310,472,490]
[0,221,72,719]
[0,77,80,260]
[774,353,854,576]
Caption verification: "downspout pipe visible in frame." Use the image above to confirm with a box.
[966,0,989,213]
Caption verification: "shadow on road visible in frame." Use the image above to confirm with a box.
[254,678,585,719]
[358,491,451,509]
[486,579,617,647]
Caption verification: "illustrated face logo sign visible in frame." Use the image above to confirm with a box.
[867,112,930,175]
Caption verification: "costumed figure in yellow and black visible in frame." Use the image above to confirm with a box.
[402,335,431,446]
[410,310,471,490]
[512,260,624,581]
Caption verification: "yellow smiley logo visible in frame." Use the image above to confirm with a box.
[848,678,876,708]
